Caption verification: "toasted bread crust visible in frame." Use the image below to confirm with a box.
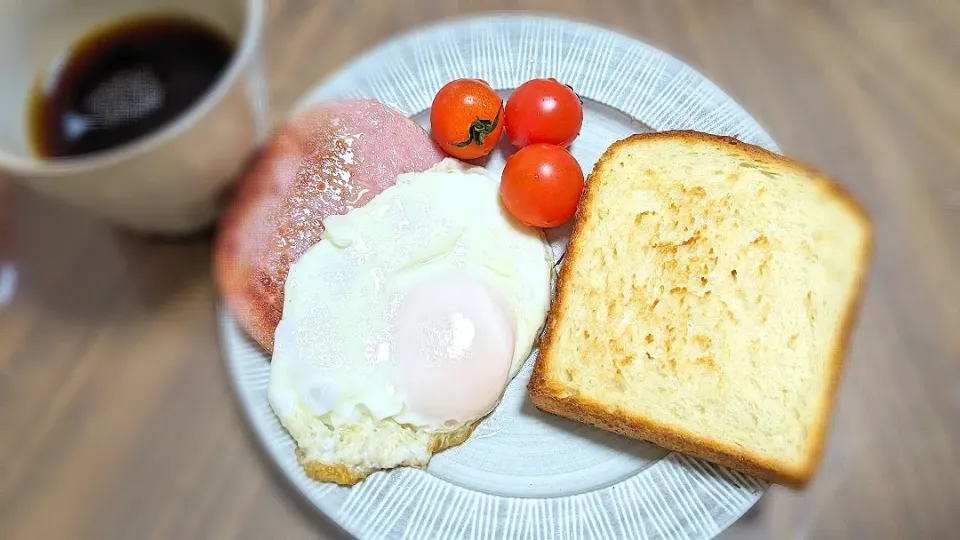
[528,130,874,489]
[527,383,805,486]
[295,421,479,486]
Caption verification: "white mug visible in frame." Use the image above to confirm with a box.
[0,0,268,235]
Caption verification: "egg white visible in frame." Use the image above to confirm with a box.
[267,158,554,478]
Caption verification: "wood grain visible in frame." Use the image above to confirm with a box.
[1,0,957,538]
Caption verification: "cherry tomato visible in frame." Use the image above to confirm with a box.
[500,144,585,228]
[504,78,583,148]
[430,79,504,160]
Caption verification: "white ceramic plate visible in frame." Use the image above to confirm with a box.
[220,13,775,540]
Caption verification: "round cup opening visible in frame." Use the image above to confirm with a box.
[0,0,263,176]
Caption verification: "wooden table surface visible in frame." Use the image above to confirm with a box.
[1,1,958,538]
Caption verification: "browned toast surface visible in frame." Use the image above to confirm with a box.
[528,131,873,488]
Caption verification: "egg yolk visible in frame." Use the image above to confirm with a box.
[391,272,516,427]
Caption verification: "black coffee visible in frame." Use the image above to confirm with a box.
[28,14,235,159]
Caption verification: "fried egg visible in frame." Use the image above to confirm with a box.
[267,158,554,484]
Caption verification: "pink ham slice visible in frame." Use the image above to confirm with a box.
[214,99,445,352]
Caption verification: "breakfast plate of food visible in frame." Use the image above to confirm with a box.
[214,13,872,540]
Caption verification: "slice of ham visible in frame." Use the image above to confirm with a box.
[214,99,445,352]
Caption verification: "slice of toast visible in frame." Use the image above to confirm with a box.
[527,131,872,488]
